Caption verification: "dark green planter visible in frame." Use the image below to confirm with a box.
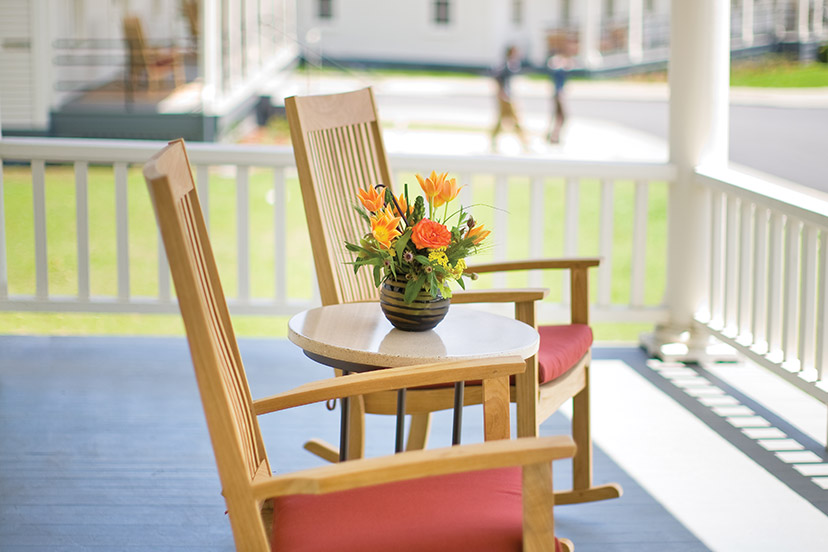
[379,278,450,331]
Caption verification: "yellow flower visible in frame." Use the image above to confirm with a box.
[370,210,402,248]
[452,258,467,279]
[428,248,450,269]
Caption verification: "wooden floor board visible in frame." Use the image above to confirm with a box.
[0,336,708,551]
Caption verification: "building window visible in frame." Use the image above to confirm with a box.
[318,0,333,19]
[434,0,450,25]
[512,0,523,25]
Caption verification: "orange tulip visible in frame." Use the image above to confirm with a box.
[434,176,462,208]
[370,210,402,248]
[415,171,449,204]
[357,186,385,212]
[393,192,408,217]
[466,223,491,245]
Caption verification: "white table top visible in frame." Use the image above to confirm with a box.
[288,302,539,370]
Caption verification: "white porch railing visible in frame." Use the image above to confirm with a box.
[2,136,828,438]
[695,166,828,407]
[0,137,673,323]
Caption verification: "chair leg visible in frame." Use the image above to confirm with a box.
[405,412,431,451]
[303,395,367,462]
[558,538,574,552]
[346,394,366,460]
[303,439,339,463]
[555,365,622,505]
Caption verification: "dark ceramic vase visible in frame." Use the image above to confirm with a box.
[379,278,450,331]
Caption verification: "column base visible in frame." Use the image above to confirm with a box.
[640,323,739,363]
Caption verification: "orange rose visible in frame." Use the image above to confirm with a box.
[411,219,451,249]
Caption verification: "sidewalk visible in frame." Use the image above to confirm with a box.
[276,71,827,162]
[278,73,671,161]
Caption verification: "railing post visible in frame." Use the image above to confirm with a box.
[643,0,730,359]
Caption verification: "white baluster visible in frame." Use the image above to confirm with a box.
[74,162,90,302]
[630,180,648,308]
[598,179,614,307]
[114,162,130,302]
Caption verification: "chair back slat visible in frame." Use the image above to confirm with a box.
[143,139,269,488]
[286,88,394,306]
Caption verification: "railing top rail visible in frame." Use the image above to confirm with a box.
[0,137,677,180]
[696,165,828,228]
[0,137,296,166]
[391,152,677,179]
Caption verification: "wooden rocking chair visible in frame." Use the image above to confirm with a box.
[285,88,621,505]
[143,138,576,552]
[123,15,184,91]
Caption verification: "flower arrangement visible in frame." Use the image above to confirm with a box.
[346,171,491,304]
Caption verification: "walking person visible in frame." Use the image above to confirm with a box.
[490,45,528,152]
[546,46,574,144]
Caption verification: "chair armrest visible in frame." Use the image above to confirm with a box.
[250,435,576,499]
[252,356,525,415]
[469,257,600,274]
[451,288,549,304]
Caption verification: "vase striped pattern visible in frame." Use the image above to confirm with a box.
[379,279,450,331]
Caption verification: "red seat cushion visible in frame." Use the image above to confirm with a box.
[412,323,592,391]
[271,467,562,552]
[537,324,593,384]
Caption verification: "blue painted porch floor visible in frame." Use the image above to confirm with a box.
[1,335,826,551]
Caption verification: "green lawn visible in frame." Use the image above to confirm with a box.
[618,54,828,87]
[1,164,668,342]
[729,56,828,87]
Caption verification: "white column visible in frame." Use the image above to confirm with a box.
[580,0,602,69]
[652,0,730,357]
[815,0,825,36]
[31,0,52,130]
[201,0,220,115]
[742,0,755,45]
[798,0,811,41]
[629,0,644,63]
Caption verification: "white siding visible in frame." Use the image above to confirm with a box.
[0,0,34,128]
[298,0,506,67]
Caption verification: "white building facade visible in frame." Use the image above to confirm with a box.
[0,0,298,139]
[296,0,825,70]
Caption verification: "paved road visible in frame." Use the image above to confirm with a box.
[565,98,828,193]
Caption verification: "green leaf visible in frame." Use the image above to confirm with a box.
[414,255,431,265]
[353,205,371,224]
[404,274,426,304]
[427,272,439,298]
[394,230,411,258]
[373,264,382,287]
